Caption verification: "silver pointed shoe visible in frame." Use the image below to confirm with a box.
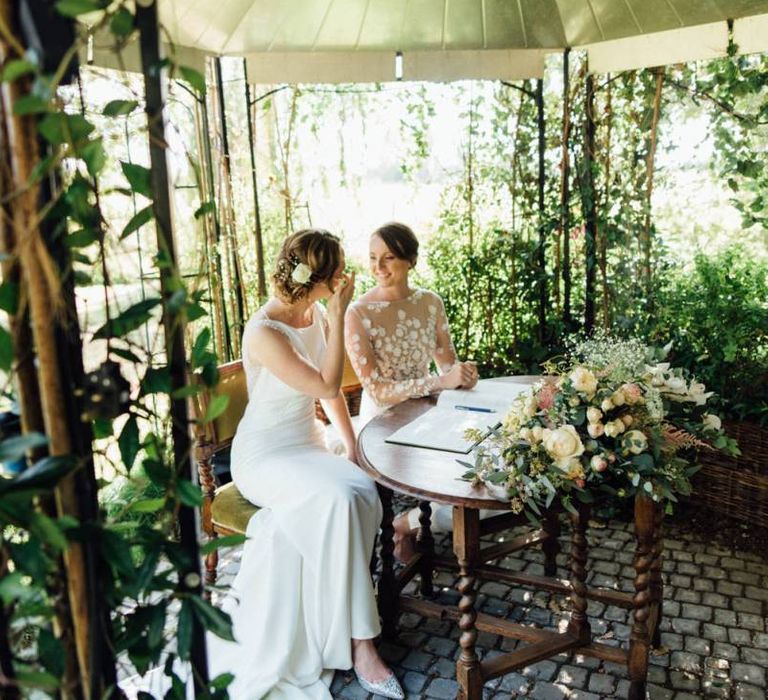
[354,670,405,699]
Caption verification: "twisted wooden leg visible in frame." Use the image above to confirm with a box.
[542,510,561,577]
[453,507,482,700]
[417,500,435,596]
[377,484,398,639]
[629,495,654,700]
[650,502,665,648]
[566,501,591,644]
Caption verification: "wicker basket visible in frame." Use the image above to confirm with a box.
[695,421,768,529]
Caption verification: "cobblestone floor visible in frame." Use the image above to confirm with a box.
[214,512,768,700]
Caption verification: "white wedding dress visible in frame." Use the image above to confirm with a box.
[209,303,382,700]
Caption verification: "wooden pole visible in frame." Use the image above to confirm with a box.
[244,59,267,301]
[561,49,572,330]
[584,71,597,333]
[135,2,209,692]
[535,78,547,343]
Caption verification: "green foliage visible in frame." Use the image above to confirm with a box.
[646,247,768,422]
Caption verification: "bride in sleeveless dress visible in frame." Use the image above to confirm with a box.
[210,229,404,700]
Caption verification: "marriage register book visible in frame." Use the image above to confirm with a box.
[384,379,531,454]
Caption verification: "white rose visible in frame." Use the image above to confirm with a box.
[601,398,614,412]
[519,427,531,441]
[569,367,598,396]
[291,262,312,284]
[621,430,648,455]
[702,413,722,431]
[688,381,713,406]
[524,396,538,417]
[665,376,686,393]
[530,425,544,442]
[587,422,604,438]
[543,425,585,469]
[590,455,608,472]
[586,407,603,424]
[569,396,581,407]
[604,420,626,438]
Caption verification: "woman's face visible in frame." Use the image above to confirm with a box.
[369,235,411,288]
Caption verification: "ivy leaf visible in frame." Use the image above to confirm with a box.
[29,512,68,551]
[120,162,153,198]
[0,325,12,372]
[200,534,247,555]
[118,415,140,471]
[92,298,162,339]
[203,394,229,423]
[109,7,134,37]
[176,479,202,507]
[191,328,211,367]
[13,95,49,115]
[179,66,206,96]
[128,498,166,513]
[66,228,98,248]
[80,138,107,177]
[110,346,143,364]
[141,366,172,395]
[188,596,234,641]
[103,99,138,116]
[38,113,94,145]
[55,0,104,17]
[38,629,65,679]
[1,59,36,82]
[0,280,19,316]
[121,205,154,239]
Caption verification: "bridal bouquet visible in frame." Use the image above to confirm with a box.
[461,334,739,520]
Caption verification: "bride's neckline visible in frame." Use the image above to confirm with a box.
[260,304,316,331]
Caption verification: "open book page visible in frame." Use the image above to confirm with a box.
[385,379,532,454]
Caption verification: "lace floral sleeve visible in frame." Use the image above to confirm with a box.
[345,305,441,407]
[432,293,458,373]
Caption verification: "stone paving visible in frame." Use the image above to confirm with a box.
[214,510,768,700]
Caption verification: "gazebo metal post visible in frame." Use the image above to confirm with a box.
[584,70,597,332]
[136,1,209,691]
[214,56,246,346]
[244,59,267,301]
[535,78,547,343]
[561,48,572,329]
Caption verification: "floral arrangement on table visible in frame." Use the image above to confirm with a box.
[461,334,740,521]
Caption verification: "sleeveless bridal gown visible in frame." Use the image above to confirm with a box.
[208,303,382,699]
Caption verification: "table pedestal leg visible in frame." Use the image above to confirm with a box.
[566,502,592,644]
[542,510,561,577]
[417,500,435,596]
[453,507,482,700]
[650,503,664,649]
[377,484,398,640]
[629,495,655,700]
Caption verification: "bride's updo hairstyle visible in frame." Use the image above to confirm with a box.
[273,228,342,303]
[372,222,419,268]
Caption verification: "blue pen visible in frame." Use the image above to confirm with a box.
[454,405,496,413]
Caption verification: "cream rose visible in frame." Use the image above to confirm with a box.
[570,367,598,396]
[587,422,605,438]
[586,407,603,424]
[291,262,312,284]
[590,455,608,472]
[530,425,544,442]
[621,430,648,455]
[601,398,615,412]
[702,413,722,431]
[543,425,585,469]
[604,420,626,438]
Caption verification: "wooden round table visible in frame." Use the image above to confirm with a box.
[356,379,664,700]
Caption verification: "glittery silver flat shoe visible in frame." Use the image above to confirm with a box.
[354,670,405,699]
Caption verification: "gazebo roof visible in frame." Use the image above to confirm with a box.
[90,0,768,82]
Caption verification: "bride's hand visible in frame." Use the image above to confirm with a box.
[328,271,355,320]
[438,361,477,390]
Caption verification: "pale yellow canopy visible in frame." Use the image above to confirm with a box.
[90,0,768,82]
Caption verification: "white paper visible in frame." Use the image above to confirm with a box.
[385,379,531,454]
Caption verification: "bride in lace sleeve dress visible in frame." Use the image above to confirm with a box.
[211,230,404,700]
[345,222,480,560]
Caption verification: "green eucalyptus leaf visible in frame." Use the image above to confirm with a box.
[203,394,229,423]
[80,138,107,177]
[121,205,154,239]
[110,347,143,363]
[200,534,247,555]
[93,298,161,339]
[118,415,140,471]
[129,498,166,513]
[2,59,36,82]
[109,7,135,37]
[188,596,234,641]
[192,328,211,366]
[39,112,94,145]
[66,228,98,248]
[104,99,138,116]
[13,670,60,691]
[120,161,153,198]
[176,479,202,507]
[13,94,49,115]
[0,325,12,372]
[179,66,206,95]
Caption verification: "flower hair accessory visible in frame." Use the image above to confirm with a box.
[291,261,313,285]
